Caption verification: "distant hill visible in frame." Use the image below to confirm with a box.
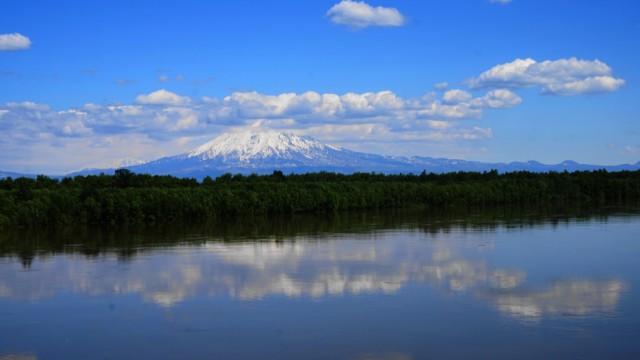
[0,170,37,179]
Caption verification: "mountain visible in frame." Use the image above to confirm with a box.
[72,158,148,177]
[121,130,411,178]
[0,170,37,179]
[5,130,640,179]
[109,130,640,179]
[105,158,147,168]
[187,130,372,167]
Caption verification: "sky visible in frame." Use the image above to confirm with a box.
[1,0,639,174]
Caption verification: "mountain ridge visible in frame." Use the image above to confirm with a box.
[3,130,639,179]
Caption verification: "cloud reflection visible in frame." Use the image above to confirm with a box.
[0,229,630,322]
[0,354,38,360]
[482,279,626,321]
[352,353,413,360]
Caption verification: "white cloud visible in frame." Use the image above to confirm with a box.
[0,33,31,51]
[475,89,522,108]
[83,103,101,111]
[158,75,170,83]
[219,89,513,126]
[304,123,494,158]
[4,89,513,139]
[417,102,482,120]
[1,86,524,173]
[134,89,191,106]
[327,0,405,29]
[443,89,473,104]
[542,76,626,96]
[117,105,143,116]
[164,107,199,130]
[62,119,92,137]
[6,101,50,111]
[434,82,449,91]
[467,58,538,89]
[341,91,404,113]
[223,90,406,120]
[489,0,512,4]
[463,127,493,140]
[466,57,625,95]
[426,120,454,130]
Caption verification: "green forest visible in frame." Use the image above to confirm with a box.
[1,169,639,227]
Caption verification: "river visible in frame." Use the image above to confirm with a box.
[1,206,639,359]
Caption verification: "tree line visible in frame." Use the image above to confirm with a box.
[1,168,639,227]
[3,204,630,268]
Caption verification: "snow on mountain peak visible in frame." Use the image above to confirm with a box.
[108,157,148,168]
[79,157,147,171]
[188,130,341,161]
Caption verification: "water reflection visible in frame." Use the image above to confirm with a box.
[0,206,637,324]
[2,204,634,262]
[0,354,38,360]
[482,279,626,321]
[353,353,413,360]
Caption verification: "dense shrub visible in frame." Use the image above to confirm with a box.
[1,169,639,226]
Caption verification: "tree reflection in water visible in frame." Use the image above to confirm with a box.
[0,205,635,323]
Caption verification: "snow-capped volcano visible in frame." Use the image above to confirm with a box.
[187,130,341,162]
[113,129,404,177]
[60,129,640,179]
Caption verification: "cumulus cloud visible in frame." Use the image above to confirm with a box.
[61,118,92,137]
[134,89,191,106]
[6,101,50,112]
[466,57,625,95]
[463,127,493,140]
[426,120,454,130]
[0,33,31,51]
[327,0,405,29]
[541,76,626,96]
[0,101,195,173]
[219,90,407,121]
[218,89,514,124]
[443,89,473,104]
[475,89,522,108]
[1,86,523,172]
[3,88,516,140]
[414,88,520,120]
[417,101,481,120]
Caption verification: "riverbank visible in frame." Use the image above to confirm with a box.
[1,169,639,226]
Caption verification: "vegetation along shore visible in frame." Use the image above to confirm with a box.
[1,168,639,227]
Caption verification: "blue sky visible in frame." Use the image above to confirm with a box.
[1,0,639,174]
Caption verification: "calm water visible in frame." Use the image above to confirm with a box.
[1,207,639,359]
